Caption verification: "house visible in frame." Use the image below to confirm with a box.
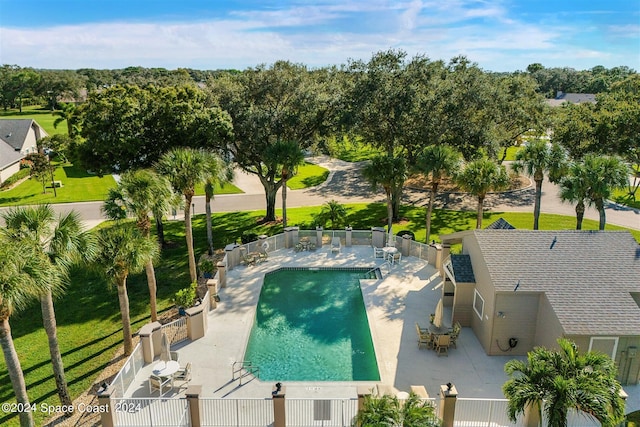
[546,91,597,107]
[437,229,640,385]
[0,119,46,184]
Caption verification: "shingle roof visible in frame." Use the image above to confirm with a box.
[472,230,640,336]
[0,119,34,150]
[485,218,515,230]
[0,119,43,170]
[546,93,597,107]
[450,254,475,283]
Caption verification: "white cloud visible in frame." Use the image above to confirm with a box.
[0,1,636,71]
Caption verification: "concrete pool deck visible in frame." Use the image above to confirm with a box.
[123,245,640,413]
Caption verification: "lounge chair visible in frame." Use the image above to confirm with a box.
[149,374,172,396]
[435,334,451,356]
[331,237,341,254]
[415,323,432,349]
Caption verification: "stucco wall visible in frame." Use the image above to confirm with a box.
[463,235,494,354]
[490,292,540,356]
[0,161,20,184]
[534,294,564,350]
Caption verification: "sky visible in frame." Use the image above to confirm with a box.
[0,0,639,72]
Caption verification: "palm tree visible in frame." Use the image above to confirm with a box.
[511,140,567,229]
[94,225,159,355]
[582,154,630,230]
[558,161,591,230]
[352,392,440,427]
[415,144,461,243]
[503,338,625,427]
[52,102,80,137]
[456,158,510,229]
[362,154,408,231]
[103,169,175,322]
[156,148,210,282]
[317,200,348,229]
[0,233,52,427]
[203,153,234,255]
[264,141,305,228]
[2,205,95,412]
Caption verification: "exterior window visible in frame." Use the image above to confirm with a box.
[589,337,618,359]
[473,289,484,320]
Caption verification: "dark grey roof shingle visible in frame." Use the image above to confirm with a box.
[485,218,515,230]
[450,254,476,283]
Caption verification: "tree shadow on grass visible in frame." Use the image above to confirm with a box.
[62,164,93,179]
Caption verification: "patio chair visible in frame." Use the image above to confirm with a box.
[331,237,341,254]
[373,246,385,258]
[434,334,451,357]
[416,323,432,349]
[170,351,179,362]
[294,242,303,252]
[173,362,192,388]
[390,251,402,265]
[449,322,461,349]
[308,242,317,251]
[149,374,172,396]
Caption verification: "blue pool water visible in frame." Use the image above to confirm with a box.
[244,268,380,381]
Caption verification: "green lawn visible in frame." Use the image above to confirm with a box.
[0,163,116,206]
[194,181,243,196]
[0,105,64,136]
[288,162,330,189]
[1,204,638,426]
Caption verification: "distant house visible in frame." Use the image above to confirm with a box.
[546,91,597,107]
[436,229,640,385]
[0,119,47,184]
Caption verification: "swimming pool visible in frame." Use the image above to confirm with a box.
[244,268,380,381]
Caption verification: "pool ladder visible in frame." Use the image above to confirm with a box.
[232,361,260,385]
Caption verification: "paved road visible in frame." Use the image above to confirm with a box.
[1,156,638,231]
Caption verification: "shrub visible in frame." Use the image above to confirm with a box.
[173,281,198,308]
[0,168,31,189]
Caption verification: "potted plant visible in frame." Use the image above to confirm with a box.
[199,258,215,279]
[173,281,198,316]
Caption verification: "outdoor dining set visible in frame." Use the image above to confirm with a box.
[294,237,317,252]
[415,321,461,357]
[149,337,192,396]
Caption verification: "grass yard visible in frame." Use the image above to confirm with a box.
[0,105,64,136]
[287,161,330,189]
[1,205,639,425]
[0,163,116,206]
[325,135,380,162]
[193,181,243,196]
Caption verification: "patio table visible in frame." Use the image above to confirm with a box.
[153,360,180,378]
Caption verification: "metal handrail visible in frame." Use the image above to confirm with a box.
[232,361,260,385]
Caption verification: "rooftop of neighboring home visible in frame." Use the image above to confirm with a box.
[0,118,46,169]
[546,91,597,107]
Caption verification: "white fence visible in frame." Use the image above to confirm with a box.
[112,397,190,426]
[201,398,273,426]
[109,343,145,398]
[162,316,188,345]
[455,398,524,426]
[285,398,359,427]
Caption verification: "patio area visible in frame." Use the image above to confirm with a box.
[122,243,532,403]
